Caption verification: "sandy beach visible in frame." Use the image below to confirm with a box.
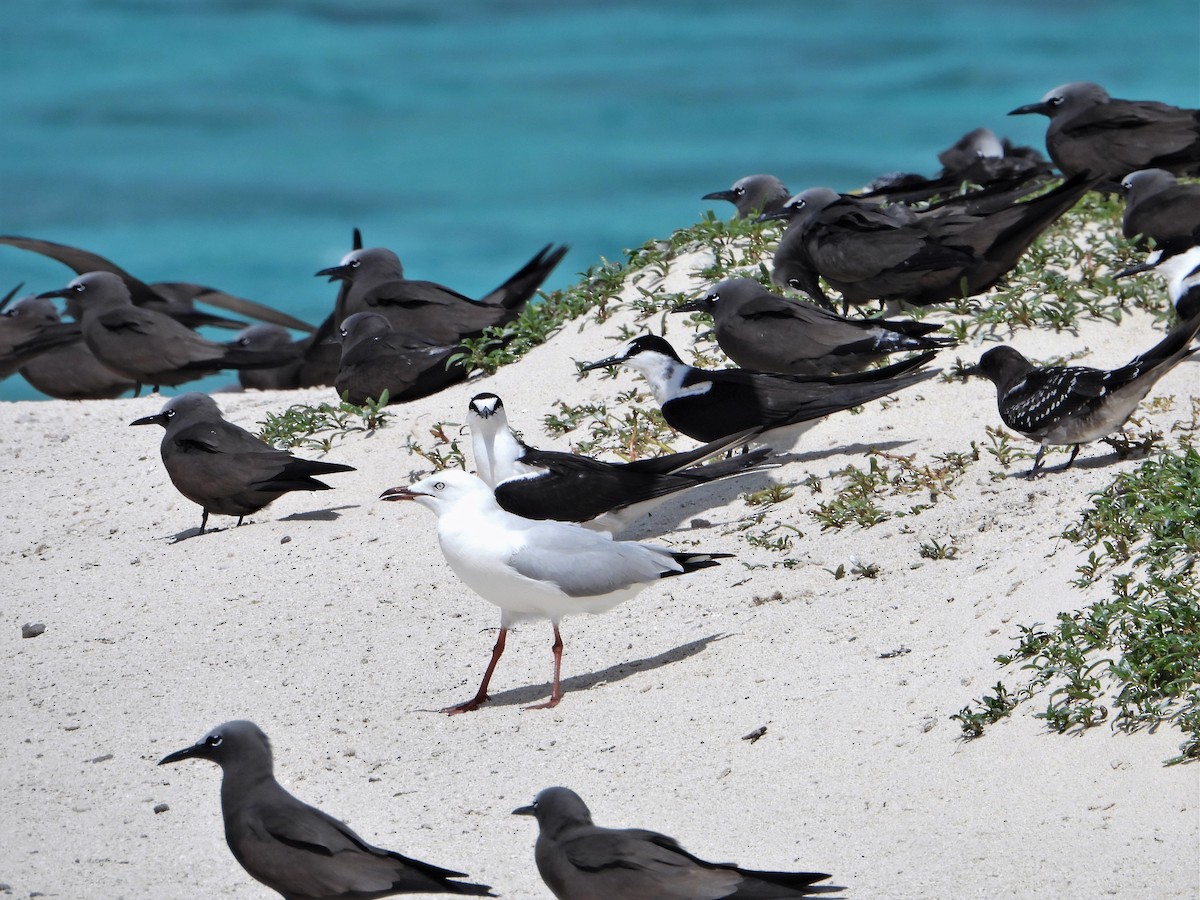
[3,240,1199,898]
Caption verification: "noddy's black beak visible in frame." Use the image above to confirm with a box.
[579,353,625,372]
[1008,101,1049,117]
[129,413,168,428]
[36,287,74,300]
[512,804,535,817]
[702,189,737,202]
[756,208,793,223]
[380,486,421,502]
[158,743,206,766]
[959,363,981,379]
[315,264,352,282]
[672,295,710,314]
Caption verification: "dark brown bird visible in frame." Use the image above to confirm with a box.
[130,392,355,532]
[335,312,464,406]
[1009,82,1200,186]
[0,285,85,378]
[7,295,136,399]
[513,786,842,899]
[159,721,494,898]
[768,172,1093,311]
[1115,168,1200,276]
[702,174,792,219]
[316,243,568,345]
[674,277,954,375]
[39,272,300,393]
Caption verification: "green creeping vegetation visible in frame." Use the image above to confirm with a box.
[257,392,392,452]
[953,416,1200,765]
[807,447,978,530]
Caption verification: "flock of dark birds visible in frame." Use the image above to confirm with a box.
[9,81,1200,898]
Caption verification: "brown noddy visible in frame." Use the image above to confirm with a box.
[702,174,792,219]
[1114,168,1200,276]
[39,272,301,394]
[1009,81,1200,186]
[674,277,955,375]
[766,172,1095,311]
[582,335,939,450]
[0,284,86,378]
[513,786,843,899]
[130,392,355,532]
[158,721,494,898]
[7,295,137,399]
[859,126,1053,203]
[335,312,464,406]
[965,312,1200,475]
[316,243,568,345]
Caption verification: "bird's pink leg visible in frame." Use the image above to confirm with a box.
[525,624,564,711]
[443,628,507,715]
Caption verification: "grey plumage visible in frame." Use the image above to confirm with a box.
[1009,82,1200,186]
[703,175,792,219]
[768,173,1093,311]
[231,324,309,391]
[0,286,86,378]
[860,126,1052,203]
[158,721,494,898]
[967,313,1200,474]
[316,243,568,345]
[129,392,355,532]
[335,312,464,406]
[513,787,842,899]
[1119,169,1200,268]
[7,295,136,399]
[674,277,954,375]
[38,272,301,393]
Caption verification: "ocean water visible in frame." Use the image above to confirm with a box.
[2,0,1198,401]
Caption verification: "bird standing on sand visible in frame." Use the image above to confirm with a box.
[967,313,1200,475]
[1009,82,1200,184]
[582,335,938,450]
[674,277,954,375]
[130,392,355,533]
[159,720,494,898]
[380,470,731,713]
[766,173,1094,311]
[513,786,842,899]
[316,244,568,344]
[467,392,773,533]
[38,272,300,394]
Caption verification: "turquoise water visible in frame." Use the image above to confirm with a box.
[2,0,1198,400]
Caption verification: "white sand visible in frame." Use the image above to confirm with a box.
[3,250,1199,899]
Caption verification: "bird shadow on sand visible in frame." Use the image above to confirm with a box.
[438,633,730,712]
[280,504,358,522]
[999,446,1146,481]
[779,437,915,466]
[167,505,358,541]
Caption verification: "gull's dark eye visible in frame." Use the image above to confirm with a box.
[73,283,86,293]
[1049,95,1064,107]
[433,481,446,490]
[733,186,745,196]
[349,259,361,269]
[164,409,176,418]
[206,734,223,747]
